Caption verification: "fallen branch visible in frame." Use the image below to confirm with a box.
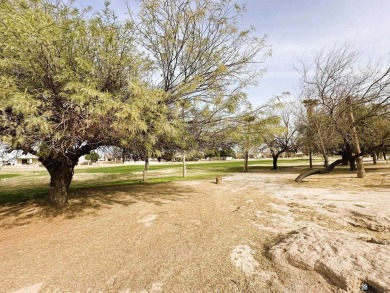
[295,148,375,183]
[294,159,343,182]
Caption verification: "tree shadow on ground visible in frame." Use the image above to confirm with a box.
[365,184,390,188]
[281,163,390,180]
[0,182,193,229]
[247,165,320,174]
[363,166,390,173]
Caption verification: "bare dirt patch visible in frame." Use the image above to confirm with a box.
[1,167,389,292]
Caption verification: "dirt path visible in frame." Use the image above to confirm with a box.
[1,171,389,292]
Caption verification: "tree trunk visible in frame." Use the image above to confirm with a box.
[309,151,313,169]
[41,155,77,205]
[49,168,73,205]
[243,150,249,172]
[323,154,329,168]
[272,154,279,170]
[356,156,366,178]
[372,152,377,165]
[143,156,149,182]
[384,152,387,161]
[349,157,357,171]
[182,152,187,178]
[295,159,343,182]
[340,142,353,167]
[341,153,349,165]
[356,156,365,178]
[122,148,126,164]
[347,96,365,178]
[319,144,329,167]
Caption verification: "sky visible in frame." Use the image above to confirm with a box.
[75,0,390,106]
[236,0,390,106]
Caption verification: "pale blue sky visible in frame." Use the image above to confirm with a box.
[236,0,390,105]
[75,0,390,106]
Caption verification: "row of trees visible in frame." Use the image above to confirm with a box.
[296,44,390,181]
[0,0,272,205]
[2,1,389,205]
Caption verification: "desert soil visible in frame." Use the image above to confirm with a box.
[1,168,390,292]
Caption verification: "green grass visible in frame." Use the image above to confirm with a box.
[0,173,21,179]
[78,163,179,174]
[0,158,316,205]
[79,158,313,174]
[0,186,49,205]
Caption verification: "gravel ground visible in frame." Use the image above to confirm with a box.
[1,168,389,292]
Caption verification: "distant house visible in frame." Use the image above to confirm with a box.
[101,153,121,162]
[15,154,39,165]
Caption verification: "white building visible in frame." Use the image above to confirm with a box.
[15,154,39,165]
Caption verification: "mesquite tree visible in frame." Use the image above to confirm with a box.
[360,115,390,161]
[297,99,341,168]
[262,99,298,170]
[297,44,390,180]
[134,0,270,176]
[231,108,279,172]
[0,1,160,205]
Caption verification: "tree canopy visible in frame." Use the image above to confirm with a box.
[133,0,270,176]
[296,44,390,180]
[0,0,269,204]
[0,0,169,204]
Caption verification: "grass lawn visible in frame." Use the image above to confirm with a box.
[79,158,315,174]
[0,157,320,205]
[0,173,21,179]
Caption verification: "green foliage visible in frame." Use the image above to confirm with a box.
[260,98,298,160]
[298,44,390,167]
[135,0,269,155]
[204,149,220,158]
[204,147,236,158]
[0,0,174,204]
[220,147,236,158]
[137,0,269,98]
[85,151,99,162]
[360,115,390,152]
[0,0,270,204]
[0,0,161,156]
[233,110,280,156]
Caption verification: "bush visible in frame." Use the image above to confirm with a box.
[85,151,99,162]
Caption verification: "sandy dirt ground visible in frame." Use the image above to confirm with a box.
[0,168,389,292]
